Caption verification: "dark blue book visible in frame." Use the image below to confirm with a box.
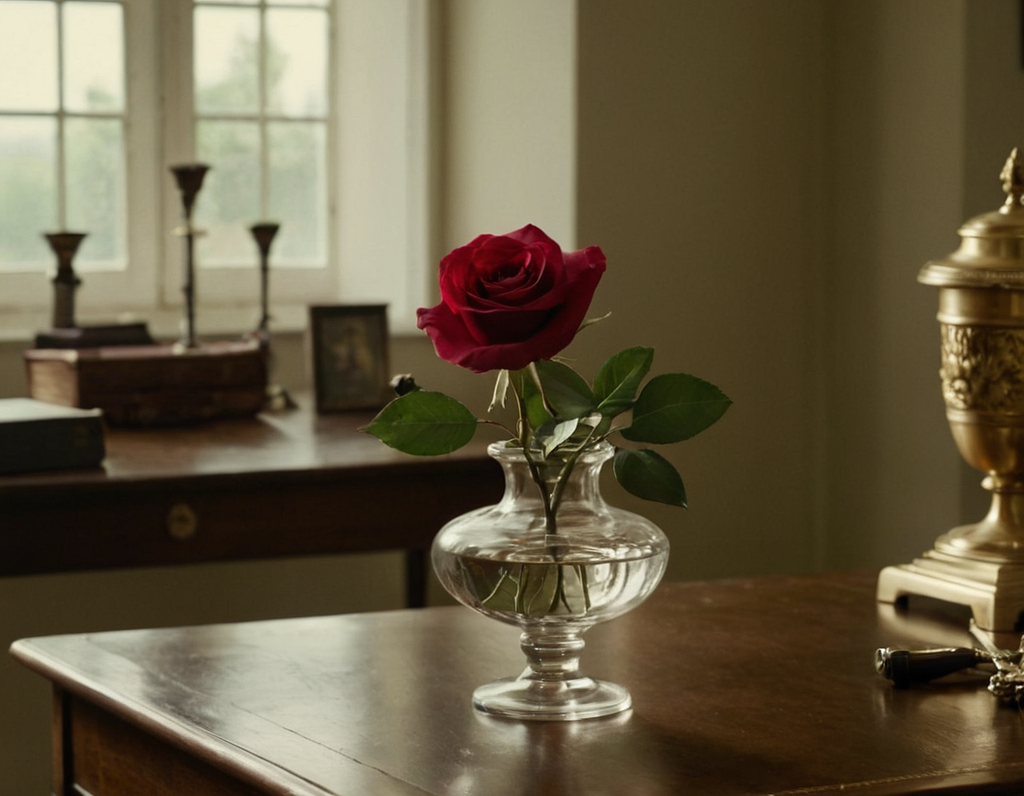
[0,399,105,475]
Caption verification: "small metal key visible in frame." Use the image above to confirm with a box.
[970,622,1024,704]
[875,646,995,688]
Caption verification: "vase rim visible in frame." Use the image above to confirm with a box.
[486,439,615,464]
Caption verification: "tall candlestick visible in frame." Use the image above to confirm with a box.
[250,222,280,338]
[169,163,210,349]
[247,221,294,411]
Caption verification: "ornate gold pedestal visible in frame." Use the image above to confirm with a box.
[878,149,1024,632]
[878,554,1024,633]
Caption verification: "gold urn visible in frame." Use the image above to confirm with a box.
[878,149,1024,632]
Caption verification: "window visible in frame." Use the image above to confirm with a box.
[0,0,431,336]
[0,0,128,272]
[192,0,329,269]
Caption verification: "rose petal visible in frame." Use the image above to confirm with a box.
[417,302,490,362]
[420,226,607,373]
[505,224,559,247]
[505,245,606,362]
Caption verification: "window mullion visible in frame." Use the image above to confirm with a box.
[259,1,269,221]
[160,0,197,307]
[162,0,196,165]
[56,0,67,231]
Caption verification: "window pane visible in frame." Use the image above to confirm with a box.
[271,1,328,7]
[0,1,58,112]
[63,1,124,113]
[267,120,325,265]
[0,117,57,269]
[265,8,327,117]
[195,119,260,266]
[65,117,125,268]
[195,6,259,115]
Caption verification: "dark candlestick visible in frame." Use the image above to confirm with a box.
[250,222,280,337]
[169,163,210,349]
[44,231,87,329]
[247,221,294,411]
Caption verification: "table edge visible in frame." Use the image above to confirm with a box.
[9,634,432,796]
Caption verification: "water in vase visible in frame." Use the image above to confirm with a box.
[434,536,668,628]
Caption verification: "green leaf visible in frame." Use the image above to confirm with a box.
[621,373,731,444]
[613,448,688,508]
[517,370,553,430]
[594,346,654,417]
[522,564,563,616]
[480,567,520,612]
[540,418,579,457]
[532,359,595,420]
[362,391,477,455]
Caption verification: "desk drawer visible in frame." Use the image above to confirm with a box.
[1,463,501,576]
[69,697,267,796]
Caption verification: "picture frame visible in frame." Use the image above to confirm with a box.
[309,304,391,413]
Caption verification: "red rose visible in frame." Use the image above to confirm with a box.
[416,224,606,373]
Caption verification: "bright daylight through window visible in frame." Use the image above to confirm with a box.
[0,0,127,273]
[0,0,429,335]
[193,0,328,270]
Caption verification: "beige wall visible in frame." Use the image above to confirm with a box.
[576,0,829,578]
[442,0,577,249]
[3,1,1024,790]
[826,1,967,569]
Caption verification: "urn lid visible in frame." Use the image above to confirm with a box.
[919,148,1024,289]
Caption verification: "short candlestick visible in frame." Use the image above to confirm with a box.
[45,231,87,329]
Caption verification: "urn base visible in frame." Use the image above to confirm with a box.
[877,549,1024,632]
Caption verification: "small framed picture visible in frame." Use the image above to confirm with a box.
[309,304,391,412]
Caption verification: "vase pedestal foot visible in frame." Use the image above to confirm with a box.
[473,672,631,721]
[877,550,1024,632]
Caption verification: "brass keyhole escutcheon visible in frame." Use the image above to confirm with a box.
[166,503,198,541]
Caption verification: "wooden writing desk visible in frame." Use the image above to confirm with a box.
[0,397,501,605]
[11,571,1024,795]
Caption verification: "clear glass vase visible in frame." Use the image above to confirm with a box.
[432,440,670,720]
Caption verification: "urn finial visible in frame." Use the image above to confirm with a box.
[1000,147,1024,210]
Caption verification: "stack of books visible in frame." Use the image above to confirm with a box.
[0,398,105,475]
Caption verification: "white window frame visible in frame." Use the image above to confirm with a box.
[160,0,336,313]
[0,0,161,326]
[0,0,431,339]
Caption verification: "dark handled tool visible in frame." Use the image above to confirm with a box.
[875,646,989,688]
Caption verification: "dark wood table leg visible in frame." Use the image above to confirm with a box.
[52,685,71,796]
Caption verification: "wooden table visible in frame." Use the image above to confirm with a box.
[11,571,1024,795]
[0,397,501,605]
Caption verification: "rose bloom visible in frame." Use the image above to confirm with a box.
[417,224,607,373]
